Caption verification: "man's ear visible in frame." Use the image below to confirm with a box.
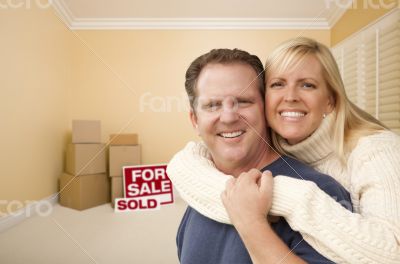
[190,109,200,135]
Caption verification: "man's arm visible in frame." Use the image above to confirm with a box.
[235,217,307,264]
[221,170,332,264]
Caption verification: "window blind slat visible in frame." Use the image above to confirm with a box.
[380,85,400,96]
[380,103,400,113]
[380,95,400,105]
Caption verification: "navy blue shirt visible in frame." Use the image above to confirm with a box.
[177,156,352,264]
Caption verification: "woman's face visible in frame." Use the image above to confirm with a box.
[265,55,334,145]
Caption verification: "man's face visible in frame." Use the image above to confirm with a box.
[190,63,268,172]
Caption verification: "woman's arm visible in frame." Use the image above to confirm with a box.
[167,141,232,223]
[167,139,400,263]
[270,134,400,263]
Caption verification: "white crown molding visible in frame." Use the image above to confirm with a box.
[51,0,331,30]
[66,17,330,30]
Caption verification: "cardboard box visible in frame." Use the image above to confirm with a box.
[111,176,123,207]
[72,120,101,143]
[109,145,141,177]
[59,173,110,210]
[109,133,138,145]
[66,144,106,175]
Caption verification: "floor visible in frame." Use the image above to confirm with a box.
[0,199,187,264]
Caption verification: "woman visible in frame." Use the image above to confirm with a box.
[167,37,400,263]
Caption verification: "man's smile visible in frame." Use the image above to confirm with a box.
[218,130,245,138]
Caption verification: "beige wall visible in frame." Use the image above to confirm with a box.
[69,30,330,164]
[6,0,395,217]
[0,4,73,214]
[331,0,397,45]
[1,5,330,214]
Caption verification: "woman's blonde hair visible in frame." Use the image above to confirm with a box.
[266,37,387,160]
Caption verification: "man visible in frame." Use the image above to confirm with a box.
[174,49,351,263]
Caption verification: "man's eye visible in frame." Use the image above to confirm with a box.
[238,100,251,106]
[204,102,221,111]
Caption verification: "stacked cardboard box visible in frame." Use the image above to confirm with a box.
[109,133,140,207]
[59,120,110,210]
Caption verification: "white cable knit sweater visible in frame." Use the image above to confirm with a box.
[167,115,400,263]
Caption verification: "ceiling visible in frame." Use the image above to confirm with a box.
[52,0,351,30]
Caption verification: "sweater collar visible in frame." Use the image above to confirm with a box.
[277,113,334,164]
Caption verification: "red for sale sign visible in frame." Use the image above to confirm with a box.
[114,164,174,212]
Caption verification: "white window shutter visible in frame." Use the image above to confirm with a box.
[332,48,343,76]
[332,9,400,134]
[378,17,400,133]
[342,39,360,106]
[363,29,378,117]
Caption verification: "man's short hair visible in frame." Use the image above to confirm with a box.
[185,48,265,110]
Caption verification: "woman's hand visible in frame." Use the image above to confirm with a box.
[221,169,307,264]
[221,169,274,228]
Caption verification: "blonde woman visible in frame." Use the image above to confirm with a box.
[167,37,400,263]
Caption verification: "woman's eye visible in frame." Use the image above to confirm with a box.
[270,82,284,88]
[302,82,316,89]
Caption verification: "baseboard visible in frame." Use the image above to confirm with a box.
[0,193,58,233]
